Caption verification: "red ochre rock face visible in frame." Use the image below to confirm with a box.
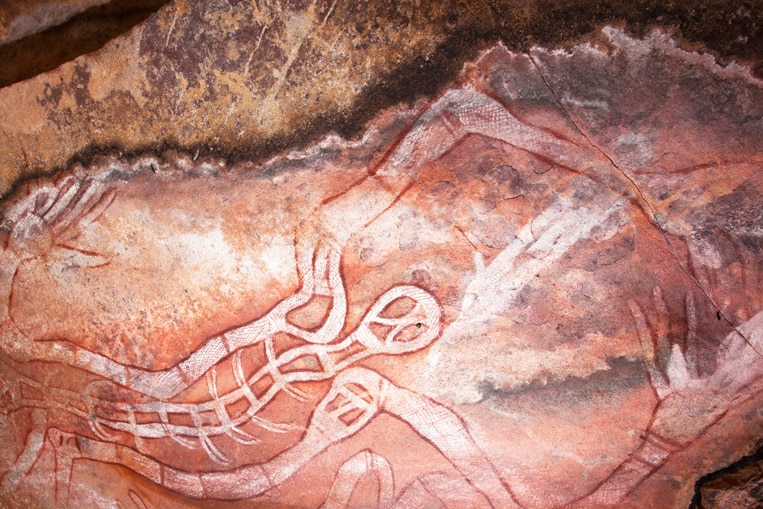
[1,28,762,509]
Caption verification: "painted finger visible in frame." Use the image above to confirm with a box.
[48,179,103,234]
[629,299,668,396]
[77,187,117,229]
[40,176,79,223]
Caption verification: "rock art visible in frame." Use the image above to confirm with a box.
[0,28,762,509]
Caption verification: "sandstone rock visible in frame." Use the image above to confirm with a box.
[0,0,168,88]
[0,0,108,44]
[698,453,763,509]
[0,0,480,195]
[0,13,762,509]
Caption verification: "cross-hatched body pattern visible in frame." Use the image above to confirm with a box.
[3,86,589,507]
[3,248,454,504]
[48,365,521,507]
[39,270,519,506]
[6,84,760,508]
[87,281,442,465]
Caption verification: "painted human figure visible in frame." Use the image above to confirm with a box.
[1,86,762,508]
[0,88,605,395]
[2,88,582,507]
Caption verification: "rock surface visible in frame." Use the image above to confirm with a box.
[0,4,762,509]
[0,0,107,44]
[0,0,168,88]
[1,0,762,196]
[697,451,763,508]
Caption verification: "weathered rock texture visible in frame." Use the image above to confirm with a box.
[698,451,763,508]
[0,3,762,509]
[0,0,168,88]
[0,0,108,44]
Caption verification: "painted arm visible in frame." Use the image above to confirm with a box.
[582,288,763,506]
[298,87,604,259]
[0,175,348,399]
[0,176,113,352]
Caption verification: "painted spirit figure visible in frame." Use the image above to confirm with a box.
[1,75,762,508]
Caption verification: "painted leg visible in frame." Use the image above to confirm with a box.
[39,366,386,501]
[0,409,47,496]
[379,380,522,509]
[320,450,394,509]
